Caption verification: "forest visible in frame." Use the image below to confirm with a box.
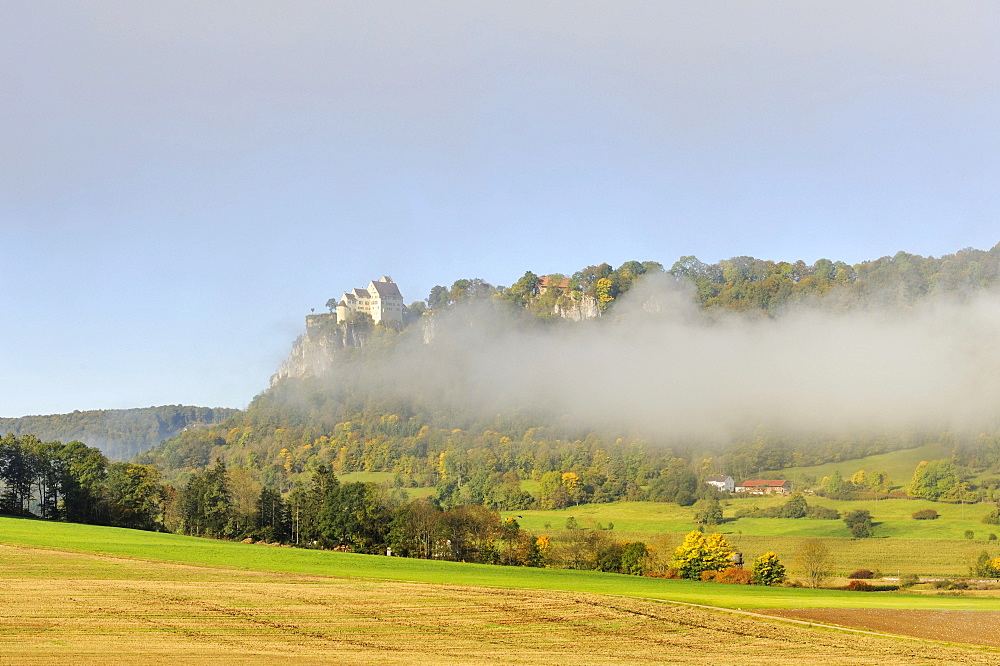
[6,244,1000,568]
[0,405,238,460]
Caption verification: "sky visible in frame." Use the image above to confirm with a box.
[2,1,999,418]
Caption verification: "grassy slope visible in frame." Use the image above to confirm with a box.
[504,497,1000,576]
[1,516,998,611]
[758,442,954,487]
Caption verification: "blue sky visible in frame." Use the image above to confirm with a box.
[2,1,999,417]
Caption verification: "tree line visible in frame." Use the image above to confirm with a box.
[0,433,162,529]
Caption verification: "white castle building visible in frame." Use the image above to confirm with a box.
[335,276,404,325]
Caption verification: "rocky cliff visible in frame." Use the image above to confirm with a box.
[270,314,373,385]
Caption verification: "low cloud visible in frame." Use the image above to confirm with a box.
[368,275,1000,441]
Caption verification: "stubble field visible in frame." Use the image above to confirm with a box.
[2,543,1000,665]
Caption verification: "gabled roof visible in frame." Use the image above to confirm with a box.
[539,275,570,289]
[738,480,789,487]
[369,279,402,298]
[705,476,732,483]
[353,288,371,298]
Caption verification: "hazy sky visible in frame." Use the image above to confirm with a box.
[3,1,999,417]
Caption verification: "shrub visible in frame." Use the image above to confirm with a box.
[912,509,939,520]
[714,566,752,584]
[899,574,920,587]
[848,569,874,579]
[700,570,717,581]
[845,580,872,591]
[965,530,975,540]
[982,508,1000,525]
[805,505,840,520]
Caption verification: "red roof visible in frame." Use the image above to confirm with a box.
[539,275,570,289]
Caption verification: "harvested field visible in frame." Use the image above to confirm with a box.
[1,545,999,664]
[762,608,1000,649]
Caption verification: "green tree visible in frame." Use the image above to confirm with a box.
[671,531,734,580]
[908,459,959,500]
[750,551,786,586]
[620,541,648,575]
[104,463,163,530]
[694,498,723,526]
[843,509,874,538]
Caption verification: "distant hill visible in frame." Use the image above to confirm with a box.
[0,405,240,461]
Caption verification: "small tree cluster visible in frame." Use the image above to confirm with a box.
[912,508,939,520]
[671,531,734,580]
[843,509,874,538]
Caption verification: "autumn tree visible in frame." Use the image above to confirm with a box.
[795,539,833,588]
[751,552,786,586]
[672,531,734,580]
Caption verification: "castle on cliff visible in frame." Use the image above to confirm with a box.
[335,276,404,324]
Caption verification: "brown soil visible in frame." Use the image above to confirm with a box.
[2,545,999,664]
[762,608,1000,648]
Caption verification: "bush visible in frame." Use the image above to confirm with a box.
[714,566,752,584]
[965,530,975,540]
[805,505,840,520]
[848,569,874,579]
[899,574,920,587]
[912,508,939,520]
[845,580,872,591]
[700,570,717,581]
[982,508,1000,525]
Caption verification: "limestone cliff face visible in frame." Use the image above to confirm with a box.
[270,314,373,385]
[553,294,601,321]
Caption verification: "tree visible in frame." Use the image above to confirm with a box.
[620,541,648,575]
[843,509,873,538]
[795,539,833,588]
[781,493,807,519]
[671,531,734,580]
[694,498,723,526]
[325,297,338,313]
[908,459,959,500]
[104,463,163,530]
[751,552,786,586]
[595,277,615,311]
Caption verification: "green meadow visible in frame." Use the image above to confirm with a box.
[757,442,974,488]
[504,496,1000,576]
[2,515,999,611]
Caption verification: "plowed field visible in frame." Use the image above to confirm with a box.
[762,608,1000,648]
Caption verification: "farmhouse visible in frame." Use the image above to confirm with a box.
[736,479,791,495]
[335,276,404,325]
[704,475,734,493]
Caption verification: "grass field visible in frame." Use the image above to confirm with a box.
[5,518,1000,663]
[504,498,1000,576]
[336,471,437,499]
[1,516,997,610]
[758,442,964,488]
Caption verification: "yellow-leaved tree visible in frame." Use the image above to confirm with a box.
[671,531,734,580]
